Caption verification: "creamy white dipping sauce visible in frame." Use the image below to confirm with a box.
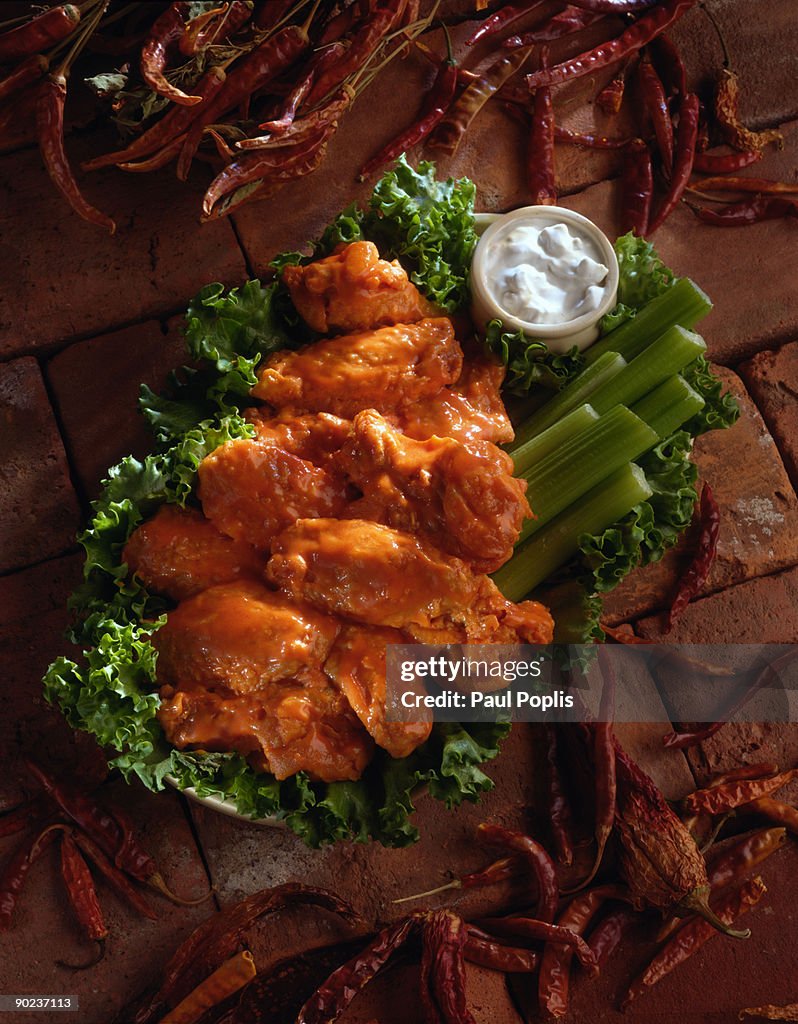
[485,221,610,326]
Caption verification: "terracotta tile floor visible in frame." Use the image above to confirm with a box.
[2,2,798,1021]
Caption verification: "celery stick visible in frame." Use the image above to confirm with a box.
[587,326,706,415]
[631,375,705,439]
[519,406,657,541]
[584,278,712,366]
[493,463,653,601]
[511,404,599,474]
[513,352,627,445]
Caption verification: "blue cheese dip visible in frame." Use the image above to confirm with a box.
[485,221,610,326]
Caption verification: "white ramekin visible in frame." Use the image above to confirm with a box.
[470,206,620,354]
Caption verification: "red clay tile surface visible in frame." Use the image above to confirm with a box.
[2,1,798,1021]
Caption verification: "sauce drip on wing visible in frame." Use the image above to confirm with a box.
[251,318,463,418]
[123,504,264,601]
[337,410,530,573]
[282,240,438,334]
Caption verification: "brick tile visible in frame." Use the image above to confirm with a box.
[562,120,798,365]
[0,358,80,573]
[0,145,246,357]
[603,366,798,624]
[739,341,798,491]
[47,317,188,498]
[636,565,798,642]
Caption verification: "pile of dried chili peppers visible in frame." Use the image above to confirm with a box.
[0,0,436,228]
[109,730,798,1021]
[0,760,210,969]
[2,1,792,232]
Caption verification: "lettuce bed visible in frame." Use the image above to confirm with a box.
[44,158,737,844]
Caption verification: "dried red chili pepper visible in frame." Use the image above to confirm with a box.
[116,133,187,172]
[429,41,535,157]
[58,832,108,970]
[596,65,627,116]
[0,799,46,839]
[140,2,202,106]
[527,47,556,205]
[739,1005,798,1022]
[477,823,559,923]
[358,27,457,179]
[664,649,798,749]
[181,1,252,55]
[253,0,295,30]
[176,23,309,179]
[553,124,632,149]
[647,89,698,232]
[0,5,79,62]
[715,68,783,153]
[305,0,405,107]
[466,2,542,47]
[689,194,798,226]
[589,648,618,885]
[622,876,764,1009]
[83,65,227,171]
[513,5,605,46]
[586,904,638,966]
[203,122,335,218]
[138,884,360,1023]
[621,138,653,235]
[544,725,575,867]
[745,797,798,836]
[260,69,315,133]
[178,5,227,56]
[0,824,60,931]
[692,149,762,173]
[318,1,363,45]
[393,855,521,905]
[638,56,674,170]
[526,0,695,91]
[709,764,780,787]
[665,481,719,629]
[241,90,350,150]
[684,769,795,817]
[650,33,686,98]
[0,53,47,104]
[538,884,628,1018]
[614,743,749,936]
[297,916,417,1024]
[36,73,116,234]
[477,916,599,972]
[693,176,798,195]
[421,911,476,1024]
[658,826,786,943]
[463,927,539,972]
[71,829,157,921]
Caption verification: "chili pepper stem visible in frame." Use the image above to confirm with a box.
[698,1,730,67]
[148,872,214,906]
[53,0,108,76]
[698,812,733,854]
[56,938,105,971]
[393,880,462,904]
[679,889,751,939]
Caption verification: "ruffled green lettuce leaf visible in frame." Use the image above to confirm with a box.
[484,319,584,395]
[600,231,677,334]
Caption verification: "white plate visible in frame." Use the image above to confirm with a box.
[164,775,284,827]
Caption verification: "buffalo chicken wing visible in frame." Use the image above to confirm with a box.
[337,410,529,572]
[267,518,554,645]
[282,240,438,334]
[251,318,462,418]
[123,505,263,601]
[198,437,348,552]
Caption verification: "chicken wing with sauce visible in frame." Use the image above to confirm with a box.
[337,410,530,572]
[123,505,263,601]
[153,580,341,694]
[244,409,351,466]
[198,437,348,552]
[251,318,462,419]
[323,624,432,760]
[394,358,514,446]
[158,673,373,782]
[282,240,438,334]
[267,519,554,645]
